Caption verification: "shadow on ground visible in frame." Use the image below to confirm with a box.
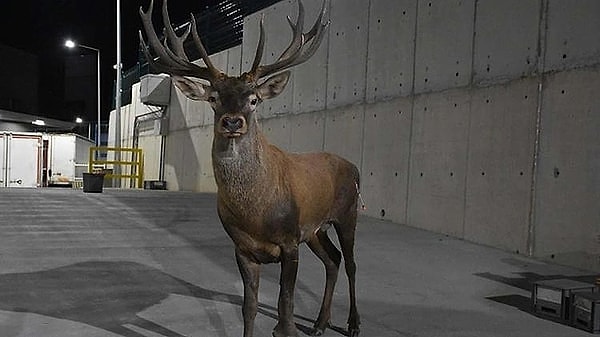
[2,261,308,337]
[0,261,245,336]
[0,261,350,337]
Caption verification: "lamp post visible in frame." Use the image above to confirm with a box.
[115,0,122,187]
[65,40,101,147]
[75,116,92,139]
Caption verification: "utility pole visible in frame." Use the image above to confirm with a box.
[114,0,122,187]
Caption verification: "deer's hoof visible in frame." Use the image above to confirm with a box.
[348,327,360,337]
[272,324,298,337]
[310,320,330,336]
[272,332,298,337]
[309,327,325,336]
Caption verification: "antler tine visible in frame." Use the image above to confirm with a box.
[161,28,194,70]
[139,0,172,66]
[162,0,190,60]
[250,15,266,74]
[139,0,218,80]
[282,15,329,68]
[250,1,306,79]
[190,14,222,79]
[304,0,327,42]
[250,0,329,80]
[138,25,188,76]
[277,0,306,63]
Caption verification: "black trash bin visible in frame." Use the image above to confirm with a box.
[82,173,105,193]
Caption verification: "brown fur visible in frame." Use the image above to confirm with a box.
[212,112,361,337]
[139,1,360,336]
[204,78,361,337]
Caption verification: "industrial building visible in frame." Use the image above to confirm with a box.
[0,1,598,336]
[112,0,599,273]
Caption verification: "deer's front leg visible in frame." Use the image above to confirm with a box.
[236,248,261,337]
[273,245,299,337]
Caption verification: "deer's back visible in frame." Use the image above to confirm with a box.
[283,150,359,228]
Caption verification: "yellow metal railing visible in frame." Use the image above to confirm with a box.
[88,147,144,188]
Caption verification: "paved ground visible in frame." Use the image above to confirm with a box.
[0,188,597,337]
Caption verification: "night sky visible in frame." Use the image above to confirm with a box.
[0,0,220,120]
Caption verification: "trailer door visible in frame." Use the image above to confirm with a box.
[8,136,41,188]
[0,134,5,187]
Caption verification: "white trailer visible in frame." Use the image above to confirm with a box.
[0,132,43,188]
[48,134,95,186]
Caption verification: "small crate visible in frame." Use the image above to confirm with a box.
[72,177,84,189]
[532,279,596,322]
[571,292,600,333]
[144,180,167,190]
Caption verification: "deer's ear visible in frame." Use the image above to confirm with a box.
[172,76,212,101]
[257,71,291,100]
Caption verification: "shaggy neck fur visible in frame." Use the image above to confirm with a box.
[212,119,271,214]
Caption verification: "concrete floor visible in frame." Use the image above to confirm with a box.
[0,188,596,337]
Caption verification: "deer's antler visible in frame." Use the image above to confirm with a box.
[139,0,222,81]
[140,0,329,83]
[247,0,330,81]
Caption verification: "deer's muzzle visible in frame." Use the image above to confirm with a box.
[218,115,248,138]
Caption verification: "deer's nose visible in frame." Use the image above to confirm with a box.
[222,116,245,133]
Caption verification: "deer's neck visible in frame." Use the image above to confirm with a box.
[212,127,274,207]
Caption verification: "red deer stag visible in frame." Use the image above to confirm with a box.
[140,1,360,336]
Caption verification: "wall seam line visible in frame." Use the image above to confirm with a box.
[527,0,549,258]
[321,0,333,152]
[461,0,479,240]
[358,0,372,189]
[404,0,420,226]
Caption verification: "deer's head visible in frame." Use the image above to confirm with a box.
[139,0,329,140]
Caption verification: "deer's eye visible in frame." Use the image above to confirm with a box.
[250,98,258,105]
[208,96,217,103]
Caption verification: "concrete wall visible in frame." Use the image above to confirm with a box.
[245,0,600,271]
[113,0,600,272]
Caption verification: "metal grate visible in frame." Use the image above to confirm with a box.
[140,0,284,68]
[120,0,282,107]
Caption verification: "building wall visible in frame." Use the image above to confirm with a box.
[113,0,600,271]
[242,0,600,271]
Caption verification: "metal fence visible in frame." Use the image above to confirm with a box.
[117,0,282,108]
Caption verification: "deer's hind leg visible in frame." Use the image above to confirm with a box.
[334,213,360,337]
[307,229,341,336]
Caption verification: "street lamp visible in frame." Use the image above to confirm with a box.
[64,39,101,147]
[74,116,92,139]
